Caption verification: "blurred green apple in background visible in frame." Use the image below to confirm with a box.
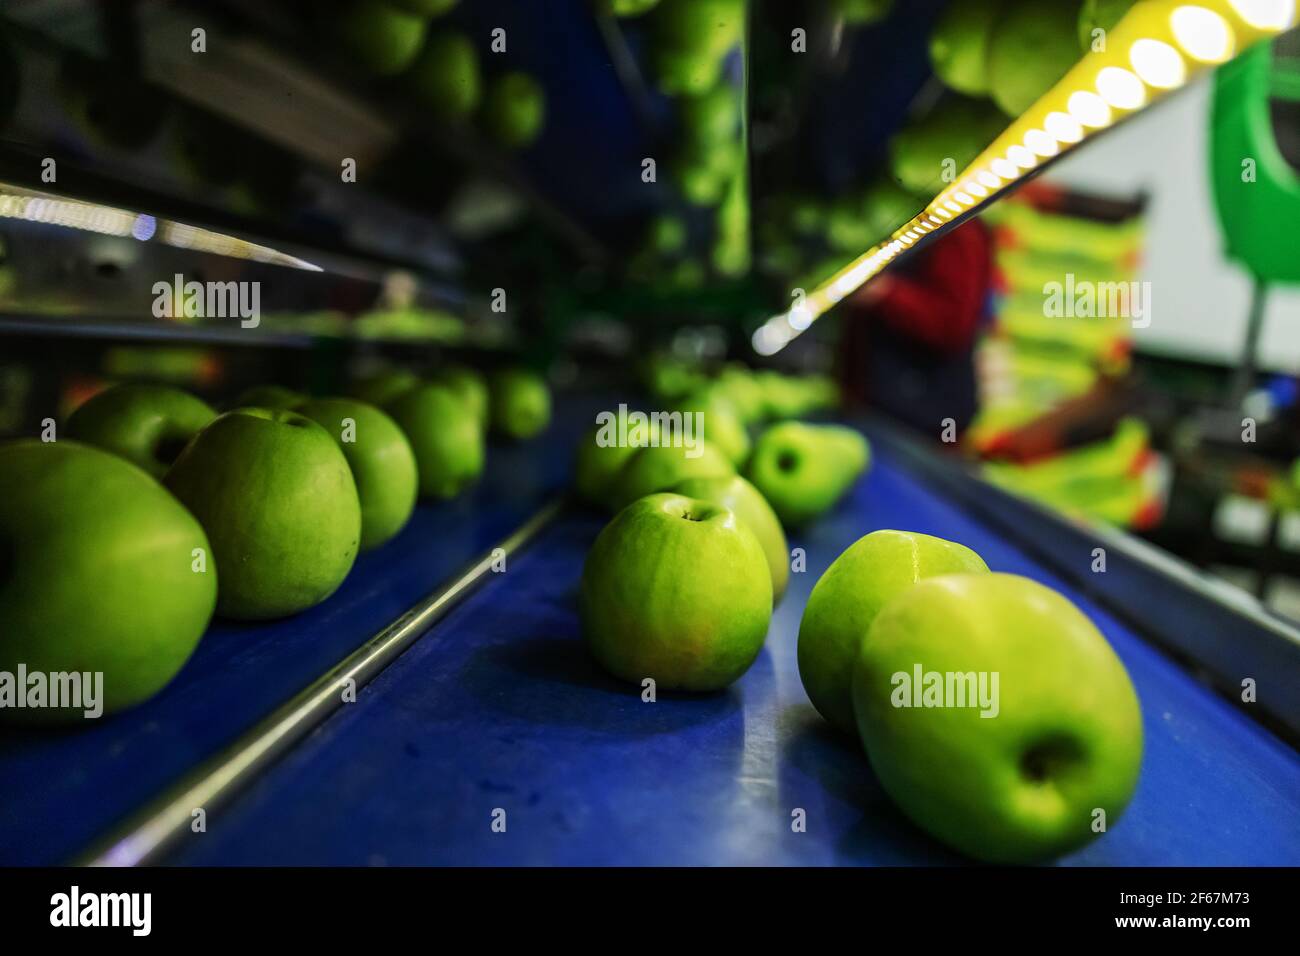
[1078,0,1137,52]
[0,440,216,720]
[889,96,1006,197]
[675,390,750,466]
[830,0,894,25]
[297,398,418,550]
[852,572,1143,863]
[165,409,361,619]
[483,71,546,148]
[335,0,429,77]
[612,440,734,511]
[604,0,661,15]
[929,0,1006,96]
[987,0,1083,117]
[351,369,420,407]
[386,383,485,498]
[389,0,458,15]
[409,31,480,121]
[574,416,660,510]
[581,493,771,691]
[233,384,304,410]
[747,422,868,527]
[66,383,216,479]
[488,368,551,440]
[799,529,988,732]
[433,365,489,425]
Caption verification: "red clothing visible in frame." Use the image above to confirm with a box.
[867,218,992,354]
[837,219,992,433]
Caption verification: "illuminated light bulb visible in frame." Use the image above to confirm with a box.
[1007,145,1037,169]
[977,169,1002,190]
[953,191,975,206]
[944,200,962,214]
[929,214,945,226]
[1068,90,1112,127]
[1024,130,1058,157]
[1227,0,1295,29]
[1170,6,1234,63]
[788,308,812,331]
[963,180,989,197]
[1096,66,1147,109]
[934,207,954,221]
[1129,38,1186,88]
[1044,111,1084,143]
[991,157,1019,179]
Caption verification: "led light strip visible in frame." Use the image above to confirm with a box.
[753,0,1298,356]
[0,185,323,271]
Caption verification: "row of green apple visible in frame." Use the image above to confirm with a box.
[571,390,1142,862]
[0,366,552,721]
[336,0,546,149]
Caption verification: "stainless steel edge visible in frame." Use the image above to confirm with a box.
[75,497,567,867]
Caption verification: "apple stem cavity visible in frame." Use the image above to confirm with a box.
[1019,735,1085,784]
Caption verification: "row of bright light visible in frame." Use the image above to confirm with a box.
[0,186,322,271]
[753,0,1297,356]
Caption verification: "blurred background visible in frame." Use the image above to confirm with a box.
[0,0,1298,622]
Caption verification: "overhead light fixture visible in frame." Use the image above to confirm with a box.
[756,0,1297,355]
[1170,5,1235,62]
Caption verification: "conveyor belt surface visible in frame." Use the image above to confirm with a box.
[0,399,600,866]
[160,443,1300,866]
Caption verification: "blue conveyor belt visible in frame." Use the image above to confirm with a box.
[161,443,1300,866]
[0,399,602,866]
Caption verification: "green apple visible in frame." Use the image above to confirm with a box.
[351,369,420,407]
[164,409,361,620]
[746,422,869,527]
[297,398,418,550]
[612,440,734,512]
[336,0,428,77]
[713,367,766,424]
[233,385,304,410]
[680,83,738,145]
[676,390,750,466]
[861,177,917,240]
[1078,0,1136,52]
[652,46,724,97]
[488,368,551,440]
[409,31,480,121]
[655,0,743,58]
[987,0,1082,117]
[603,0,661,16]
[574,416,660,510]
[672,474,788,603]
[929,0,1006,96]
[482,72,545,149]
[580,493,771,691]
[889,96,1006,198]
[385,383,484,498]
[798,530,988,733]
[0,440,216,720]
[65,383,217,479]
[831,0,894,24]
[389,0,458,15]
[852,573,1143,863]
[649,214,687,256]
[433,365,488,425]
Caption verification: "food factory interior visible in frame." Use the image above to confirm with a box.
[0,0,1298,871]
